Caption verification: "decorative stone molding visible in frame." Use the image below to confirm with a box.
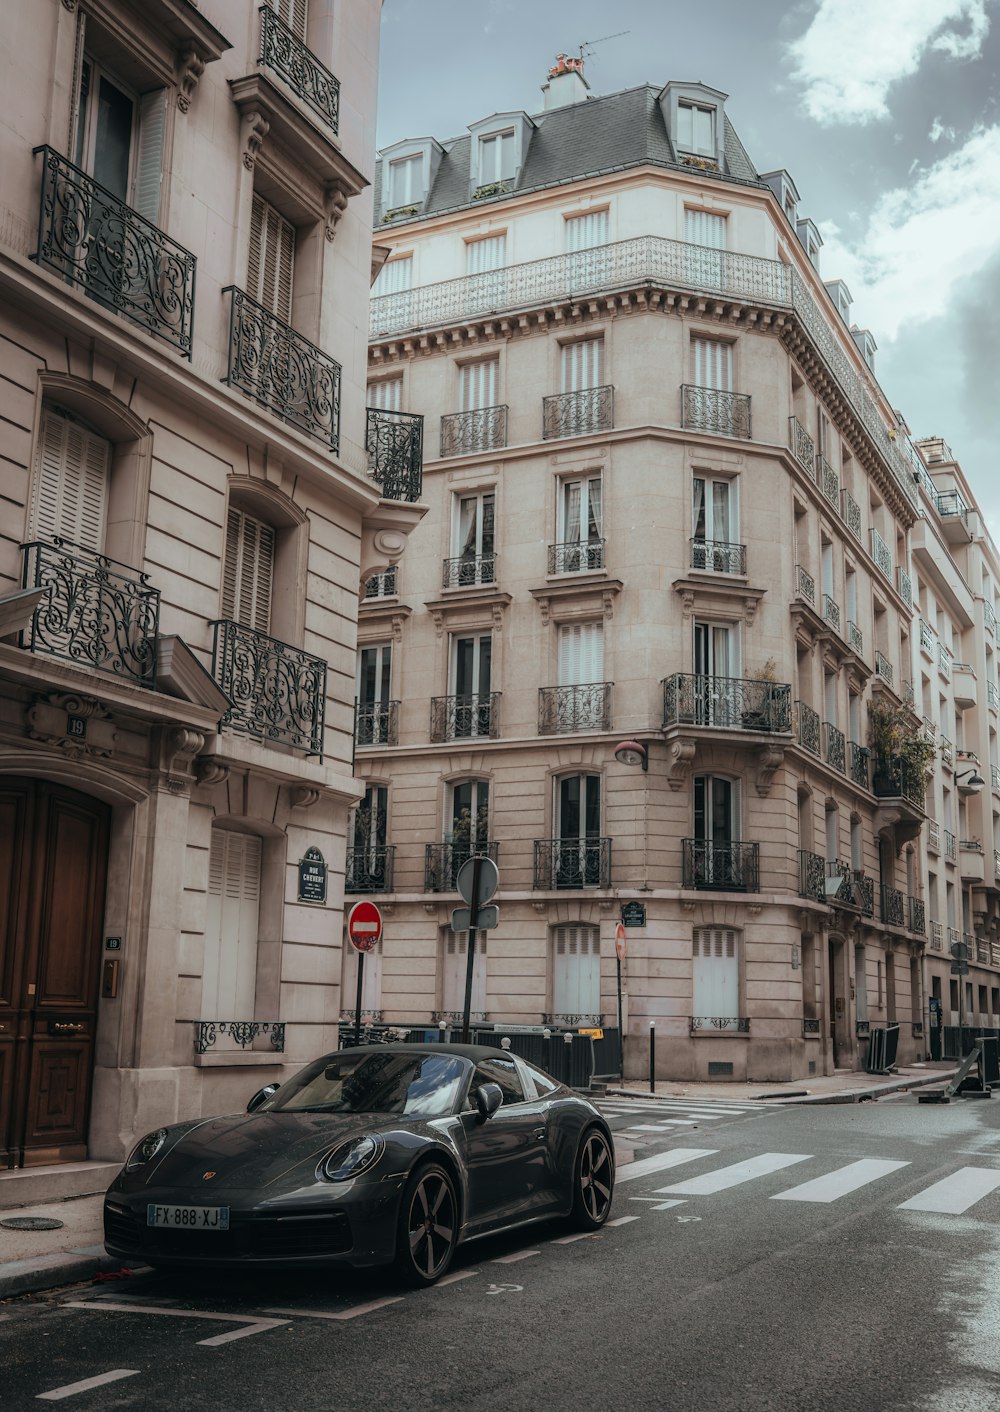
[26,693,117,760]
[176,47,205,112]
[664,736,697,791]
[673,577,765,625]
[324,180,350,241]
[747,904,763,916]
[532,900,547,914]
[62,0,76,10]
[196,758,231,788]
[242,110,270,170]
[680,899,697,913]
[379,903,395,918]
[164,727,205,793]
[529,579,622,627]
[289,785,321,809]
[754,742,786,797]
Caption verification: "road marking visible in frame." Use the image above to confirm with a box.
[65,1300,288,1343]
[485,1282,522,1295]
[437,1269,481,1284]
[898,1167,1000,1214]
[626,1123,698,1132]
[552,1230,600,1244]
[653,1200,687,1211]
[615,1148,718,1184]
[656,1152,812,1196]
[37,1371,140,1401]
[198,1322,287,1347]
[265,1297,403,1321]
[772,1159,910,1203]
[491,1250,540,1264]
[606,1215,640,1226]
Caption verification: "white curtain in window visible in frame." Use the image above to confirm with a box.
[692,337,732,391]
[30,408,110,550]
[368,377,403,411]
[558,622,603,685]
[552,925,600,1017]
[222,507,275,634]
[248,195,295,322]
[466,236,506,275]
[460,358,499,411]
[559,476,602,544]
[204,830,261,1018]
[565,211,609,252]
[692,927,738,1018]
[561,337,604,393]
[677,103,714,155]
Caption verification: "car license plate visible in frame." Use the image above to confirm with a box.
[146,1204,230,1230]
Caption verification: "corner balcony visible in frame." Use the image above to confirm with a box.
[345,846,394,894]
[19,537,159,688]
[33,146,195,357]
[542,385,614,440]
[424,840,500,892]
[960,839,986,884]
[690,538,746,575]
[354,700,399,747]
[258,3,340,134]
[223,287,341,452]
[871,753,925,845]
[211,619,326,756]
[365,409,423,502]
[663,674,792,734]
[548,540,605,575]
[430,692,500,742]
[680,384,751,440]
[442,553,496,590]
[538,682,612,734]
[935,489,972,543]
[683,839,759,892]
[440,405,507,458]
[533,838,611,890]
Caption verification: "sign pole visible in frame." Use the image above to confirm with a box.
[461,854,483,1043]
[353,951,365,1047]
[616,954,624,1081]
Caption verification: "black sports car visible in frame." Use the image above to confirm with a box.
[104,1043,616,1285]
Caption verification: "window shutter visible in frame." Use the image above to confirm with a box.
[552,925,600,1015]
[269,0,307,37]
[368,377,403,411]
[691,926,739,1017]
[373,256,413,296]
[248,195,295,322]
[684,210,727,250]
[558,622,603,685]
[466,235,506,275]
[460,358,498,411]
[133,89,167,224]
[442,930,486,1013]
[692,337,732,391]
[561,337,603,393]
[222,507,275,633]
[204,830,261,1018]
[565,211,609,252]
[29,408,109,550]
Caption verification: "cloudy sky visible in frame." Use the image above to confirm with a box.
[376,0,999,533]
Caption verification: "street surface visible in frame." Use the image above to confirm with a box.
[4,1092,1000,1410]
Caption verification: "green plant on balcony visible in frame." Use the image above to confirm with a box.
[381,206,419,223]
[742,657,777,730]
[472,180,512,200]
[868,697,935,789]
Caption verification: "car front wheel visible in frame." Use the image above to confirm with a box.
[569,1127,614,1229]
[395,1161,459,1286]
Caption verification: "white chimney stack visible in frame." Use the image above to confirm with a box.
[542,54,590,111]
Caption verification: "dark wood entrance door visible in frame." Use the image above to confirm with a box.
[0,780,109,1168]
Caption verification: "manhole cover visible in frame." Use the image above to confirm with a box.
[1,1217,65,1231]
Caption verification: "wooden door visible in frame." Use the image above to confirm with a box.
[0,780,109,1168]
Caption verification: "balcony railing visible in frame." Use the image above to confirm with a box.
[938,643,952,678]
[978,939,989,964]
[930,921,943,952]
[947,927,960,954]
[796,564,816,605]
[992,764,1000,793]
[849,741,870,789]
[355,699,398,747]
[820,456,839,508]
[33,146,195,356]
[880,884,904,927]
[871,528,892,580]
[533,838,611,890]
[995,847,1000,879]
[19,537,159,688]
[212,619,325,756]
[897,566,913,609]
[363,566,398,600]
[539,682,612,734]
[789,417,815,473]
[902,680,915,709]
[365,408,423,502]
[908,896,926,935]
[442,553,496,589]
[800,855,874,915]
[345,846,394,893]
[989,681,1000,712]
[542,385,614,440]
[842,489,862,541]
[259,3,340,133]
[691,538,746,574]
[663,674,791,733]
[874,651,894,687]
[928,820,940,852]
[194,1020,285,1054]
[681,384,751,439]
[224,286,341,451]
[430,692,500,742]
[944,829,957,861]
[872,754,925,808]
[824,721,846,773]
[823,594,841,632]
[440,405,507,458]
[936,489,970,526]
[940,735,954,767]
[986,602,997,636]
[424,840,499,892]
[683,839,759,892]
[690,1017,751,1033]
[548,539,605,574]
[796,701,820,755]
[847,620,863,656]
[799,850,825,901]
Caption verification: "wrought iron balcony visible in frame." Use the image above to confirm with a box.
[424,840,499,892]
[823,721,846,772]
[533,837,611,890]
[897,566,913,609]
[908,896,926,935]
[543,1012,605,1027]
[430,692,500,742]
[442,553,496,589]
[258,3,340,133]
[663,674,791,734]
[691,538,746,575]
[798,855,873,914]
[936,489,970,526]
[33,146,195,356]
[874,651,894,687]
[799,849,825,900]
[683,839,759,892]
[19,537,159,688]
[820,456,839,508]
[948,926,960,953]
[548,539,605,574]
[992,764,1000,793]
[440,405,507,458]
[938,643,952,679]
[542,385,614,440]
[987,602,997,636]
[919,619,934,654]
[690,1016,750,1033]
[365,408,423,502]
[354,699,398,747]
[795,564,816,605]
[796,701,820,755]
[841,489,862,540]
[940,735,954,767]
[847,620,863,655]
[880,884,905,927]
[871,528,892,579]
[211,619,326,756]
[849,741,870,789]
[872,754,925,808]
[363,566,398,600]
[944,829,956,860]
[680,385,751,439]
[223,286,341,451]
[538,682,612,734]
[345,846,394,893]
[989,681,1000,712]
[928,820,940,852]
[194,1020,285,1054]
[789,417,815,473]
[929,921,943,951]
[823,594,841,632]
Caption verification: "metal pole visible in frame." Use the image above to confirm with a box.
[353,949,365,1047]
[461,854,484,1044]
[616,954,624,1082]
[649,1020,656,1094]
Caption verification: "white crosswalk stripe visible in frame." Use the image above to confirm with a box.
[897,1167,1000,1214]
[656,1152,811,1195]
[615,1148,719,1184]
[771,1159,910,1203]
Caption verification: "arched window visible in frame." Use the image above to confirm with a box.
[222,506,275,635]
[28,406,110,551]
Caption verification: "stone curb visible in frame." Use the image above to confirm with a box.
[606,1069,959,1107]
[0,1246,128,1301]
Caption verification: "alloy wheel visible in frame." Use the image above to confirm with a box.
[406,1169,457,1280]
[579,1131,613,1223]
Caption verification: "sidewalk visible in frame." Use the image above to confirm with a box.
[606,1060,958,1105]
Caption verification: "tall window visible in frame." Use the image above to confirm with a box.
[565,210,609,252]
[555,775,603,887]
[466,236,506,275]
[372,257,413,297]
[558,622,603,686]
[74,57,166,222]
[388,154,422,208]
[356,643,392,745]
[460,358,499,411]
[692,775,744,889]
[29,407,109,550]
[478,130,515,184]
[449,779,490,848]
[552,925,601,1022]
[691,476,736,570]
[248,195,295,322]
[203,829,261,1019]
[561,337,604,392]
[367,377,403,412]
[222,507,274,634]
[558,475,603,571]
[348,785,389,891]
[684,209,726,286]
[442,933,487,1018]
[692,337,732,391]
[452,491,495,586]
[451,634,492,738]
[692,927,738,1020]
[268,0,307,37]
[677,102,715,155]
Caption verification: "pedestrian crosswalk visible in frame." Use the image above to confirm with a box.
[599,1096,774,1139]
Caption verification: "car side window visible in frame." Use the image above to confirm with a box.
[473,1056,524,1107]
[524,1063,560,1097]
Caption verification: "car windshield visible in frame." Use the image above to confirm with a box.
[264,1051,468,1117]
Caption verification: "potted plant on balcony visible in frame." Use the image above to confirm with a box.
[868,698,935,795]
[742,657,778,731]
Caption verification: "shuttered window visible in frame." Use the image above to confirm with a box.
[29,407,109,550]
[221,507,275,634]
[558,622,603,686]
[692,927,739,1018]
[692,337,732,391]
[248,195,295,322]
[388,156,422,208]
[565,210,609,252]
[368,377,403,411]
[684,210,727,249]
[372,256,412,296]
[561,337,604,393]
[552,925,600,1018]
[204,830,261,1018]
[460,358,499,411]
[478,131,515,184]
[268,0,307,37]
[442,932,487,1016]
[466,235,506,275]
[132,89,167,224]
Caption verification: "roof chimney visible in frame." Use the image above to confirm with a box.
[542,54,590,111]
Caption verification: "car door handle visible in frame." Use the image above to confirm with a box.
[532,1128,545,1141]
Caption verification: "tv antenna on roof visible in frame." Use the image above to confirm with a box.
[578,30,629,62]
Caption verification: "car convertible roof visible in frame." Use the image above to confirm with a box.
[328,1042,518,1063]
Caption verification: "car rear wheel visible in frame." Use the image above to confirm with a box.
[395,1162,459,1286]
[569,1127,614,1229]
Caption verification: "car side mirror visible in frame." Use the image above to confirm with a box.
[475,1082,503,1123]
[246,1083,279,1114]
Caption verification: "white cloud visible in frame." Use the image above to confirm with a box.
[787,0,993,125]
[929,117,957,143]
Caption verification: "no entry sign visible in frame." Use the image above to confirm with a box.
[615,923,627,961]
[347,900,382,953]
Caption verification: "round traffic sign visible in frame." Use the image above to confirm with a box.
[455,855,499,908]
[615,923,627,962]
[347,900,382,953]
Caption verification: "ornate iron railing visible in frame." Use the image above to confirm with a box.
[938,643,952,678]
[548,539,605,574]
[841,489,862,541]
[989,682,1000,712]
[847,620,863,655]
[663,674,791,733]
[691,538,746,574]
[345,845,395,893]
[944,829,957,860]
[823,594,841,632]
[908,896,926,935]
[849,741,870,789]
[543,1012,605,1027]
[33,146,195,356]
[690,1016,750,1033]
[820,456,839,507]
[363,567,398,600]
[533,837,611,890]
[538,682,612,734]
[919,619,934,654]
[796,564,816,605]
[259,3,340,133]
[440,405,507,458]
[874,651,894,687]
[880,885,905,927]
[992,765,1000,793]
[796,701,820,755]
[542,385,614,440]
[430,692,500,742]
[680,384,751,439]
[930,921,943,951]
[365,408,423,502]
[789,417,815,473]
[803,1017,821,1035]
[940,735,954,767]
[854,871,875,917]
[424,840,499,892]
[871,528,892,579]
[897,566,913,609]
[872,754,925,808]
[682,839,759,892]
[986,602,997,635]
[799,850,825,900]
[211,618,326,756]
[223,286,341,451]
[442,553,496,589]
[354,699,398,747]
[19,537,159,687]
[824,721,846,773]
[928,820,940,852]
[194,1020,285,1054]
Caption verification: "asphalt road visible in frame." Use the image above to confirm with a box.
[4,1092,1000,1411]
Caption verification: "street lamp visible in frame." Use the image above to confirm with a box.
[955,765,986,794]
[614,739,648,771]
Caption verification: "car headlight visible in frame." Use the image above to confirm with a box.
[125,1128,170,1171]
[319,1134,385,1182]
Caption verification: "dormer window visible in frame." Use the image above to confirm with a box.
[479,130,515,185]
[677,101,715,156]
[467,111,534,198]
[389,153,422,208]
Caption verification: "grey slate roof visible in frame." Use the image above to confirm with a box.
[374,83,763,226]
